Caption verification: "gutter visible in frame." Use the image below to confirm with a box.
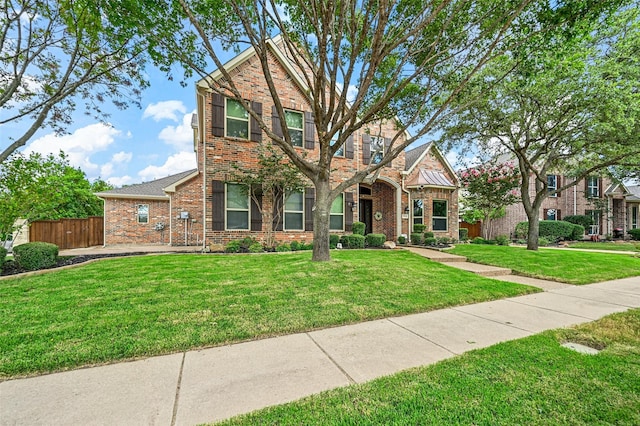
[401,171,411,237]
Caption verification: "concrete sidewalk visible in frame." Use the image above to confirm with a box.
[2,275,639,426]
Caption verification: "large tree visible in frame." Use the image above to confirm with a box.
[0,151,111,243]
[0,0,148,163]
[116,0,618,260]
[441,2,640,250]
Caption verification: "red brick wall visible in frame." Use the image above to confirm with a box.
[170,174,204,246]
[103,198,170,245]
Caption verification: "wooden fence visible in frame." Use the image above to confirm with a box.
[459,221,482,239]
[29,217,104,249]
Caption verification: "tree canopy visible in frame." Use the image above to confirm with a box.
[0,0,148,162]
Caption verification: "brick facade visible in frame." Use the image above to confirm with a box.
[103,199,170,245]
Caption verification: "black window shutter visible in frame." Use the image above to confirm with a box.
[250,101,262,142]
[304,111,315,150]
[557,175,561,197]
[272,106,283,138]
[557,209,562,221]
[212,94,225,137]
[543,209,548,220]
[362,134,371,165]
[212,180,225,230]
[345,192,353,232]
[345,135,354,159]
[251,184,262,231]
[272,187,283,231]
[598,178,603,198]
[305,187,315,231]
[384,137,392,167]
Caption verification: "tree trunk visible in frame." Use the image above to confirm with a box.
[312,178,332,261]
[481,213,491,240]
[525,208,541,250]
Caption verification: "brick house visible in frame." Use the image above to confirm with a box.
[97,38,459,247]
[489,174,640,239]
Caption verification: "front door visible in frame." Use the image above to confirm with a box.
[360,199,373,234]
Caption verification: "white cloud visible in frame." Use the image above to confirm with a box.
[111,151,133,164]
[143,100,187,122]
[137,151,197,181]
[107,175,134,187]
[158,110,195,151]
[24,123,120,174]
[100,163,114,178]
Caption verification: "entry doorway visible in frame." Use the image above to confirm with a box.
[359,199,373,235]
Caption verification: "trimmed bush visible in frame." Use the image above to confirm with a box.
[413,224,426,234]
[352,222,366,236]
[365,233,386,248]
[438,237,450,245]
[495,235,509,246]
[301,242,313,250]
[515,222,529,239]
[539,220,574,240]
[225,240,241,253]
[538,237,551,246]
[570,224,585,241]
[248,242,264,253]
[424,231,434,239]
[472,237,485,244]
[13,242,58,271]
[424,237,437,246]
[329,235,340,249]
[340,234,365,249]
[629,228,640,241]
[564,215,594,229]
[397,235,406,244]
[459,228,469,241]
[290,241,301,251]
[276,243,291,252]
[0,246,6,267]
[410,233,422,245]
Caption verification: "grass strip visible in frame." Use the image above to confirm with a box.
[568,241,640,252]
[219,309,640,425]
[0,250,536,379]
[449,245,640,284]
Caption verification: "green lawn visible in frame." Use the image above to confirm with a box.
[568,241,640,252]
[218,309,640,425]
[449,245,640,284]
[0,250,536,379]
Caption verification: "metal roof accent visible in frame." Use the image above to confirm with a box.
[406,169,456,188]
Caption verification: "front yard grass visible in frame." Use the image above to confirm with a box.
[449,245,640,284]
[0,250,537,379]
[568,241,640,252]
[219,309,640,425]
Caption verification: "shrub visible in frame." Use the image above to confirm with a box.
[225,240,241,253]
[301,242,313,250]
[13,242,58,271]
[538,237,550,246]
[352,222,366,236]
[276,243,291,252]
[329,235,340,249]
[472,237,485,244]
[459,228,469,241]
[438,237,450,245]
[570,224,585,241]
[410,233,422,245]
[365,233,386,247]
[248,242,264,253]
[340,234,365,249]
[495,235,509,246]
[413,224,426,234]
[397,235,406,244]
[0,246,6,267]
[290,241,301,251]
[629,228,640,241]
[564,215,594,229]
[515,222,529,239]
[484,239,498,245]
[424,231,434,239]
[539,220,574,240]
[424,237,437,246]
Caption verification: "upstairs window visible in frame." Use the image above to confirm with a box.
[330,194,344,230]
[226,183,250,230]
[226,99,249,139]
[370,136,384,164]
[333,134,344,157]
[587,176,600,198]
[137,204,149,223]
[547,175,558,197]
[285,110,303,147]
[284,190,304,230]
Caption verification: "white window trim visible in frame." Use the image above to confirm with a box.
[284,190,304,231]
[547,175,558,197]
[631,206,638,229]
[586,209,601,235]
[284,109,304,147]
[546,208,558,221]
[225,183,250,230]
[330,193,345,231]
[413,199,424,229]
[332,134,344,157]
[587,176,599,198]
[137,204,149,224]
[370,135,385,165]
[225,98,250,140]
[432,199,448,232]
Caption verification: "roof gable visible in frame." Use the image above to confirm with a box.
[95,169,198,200]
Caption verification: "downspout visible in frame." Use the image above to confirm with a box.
[101,197,106,247]
[573,183,577,215]
[199,90,207,252]
[401,171,411,237]
[169,196,173,246]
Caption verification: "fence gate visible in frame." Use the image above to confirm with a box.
[29,217,104,249]
[459,221,482,239]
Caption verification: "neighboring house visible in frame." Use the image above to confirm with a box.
[490,174,640,239]
[96,38,459,247]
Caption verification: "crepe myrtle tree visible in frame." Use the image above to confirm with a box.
[112,0,618,261]
[441,2,640,250]
[0,0,148,163]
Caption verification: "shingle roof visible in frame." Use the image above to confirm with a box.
[95,169,198,199]
[404,142,432,171]
[406,169,456,188]
[627,185,640,201]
